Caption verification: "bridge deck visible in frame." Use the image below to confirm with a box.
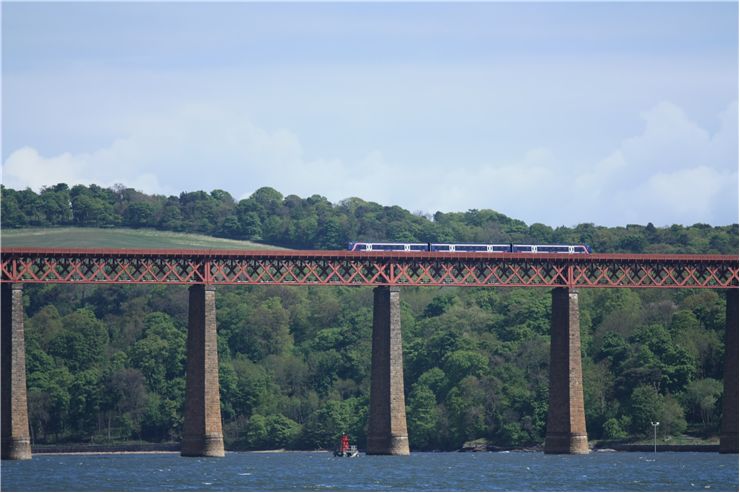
[1,248,737,288]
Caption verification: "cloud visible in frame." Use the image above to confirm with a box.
[2,101,737,227]
[570,101,738,226]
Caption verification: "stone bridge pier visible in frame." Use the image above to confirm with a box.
[1,283,32,460]
[720,289,738,453]
[545,287,589,454]
[367,286,410,455]
[181,284,225,457]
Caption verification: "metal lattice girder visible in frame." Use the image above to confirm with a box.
[1,248,737,289]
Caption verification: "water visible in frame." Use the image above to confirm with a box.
[1,451,738,491]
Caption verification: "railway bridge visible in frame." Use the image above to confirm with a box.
[1,248,738,459]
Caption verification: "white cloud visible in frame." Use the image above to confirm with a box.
[3,147,85,190]
[2,101,737,227]
[569,101,738,226]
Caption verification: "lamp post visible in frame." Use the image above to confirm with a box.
[650,421,660,454]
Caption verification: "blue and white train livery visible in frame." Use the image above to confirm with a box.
[348,242,592,254]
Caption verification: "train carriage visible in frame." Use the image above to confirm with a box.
[348,242,592,254]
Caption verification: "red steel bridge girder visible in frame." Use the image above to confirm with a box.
[1,248,737,289]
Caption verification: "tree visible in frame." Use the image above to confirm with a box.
[237,209,262,239]
[101,368,147,440]
[442,350,488,384]
[628,385,662,436]
[48,309,109,372]
[179,191,218,233]
[317,217,343,249]
[299,398,365,449]
[251,187,283,209]
[265,414,301,448]
[602,417,628,439]
[39,184,72,225]
[0,186,27,226]
[243,298,293,360]
[444,377,489,447]
[243,414,269,449]
[140,394,181,442]
[70,185,117,226]
[683,378,723,430]
[220,215,241,238]
[68,369,102,436]
[424,293,458,317]
[26,305,64,349]
[124,202,154,228]
[659,395,687,436]
[15,188,45,225]
[128,312,185,400]
[159,197,184,231]
[407,384,439,449]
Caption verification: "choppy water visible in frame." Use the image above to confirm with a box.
[1,451,738,491]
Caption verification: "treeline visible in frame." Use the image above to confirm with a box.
[21,283,728,451]
[2,183,738,253]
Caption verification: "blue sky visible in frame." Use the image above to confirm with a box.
[2,1,738,227]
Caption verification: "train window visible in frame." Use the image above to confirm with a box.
[513,245,535,253]
[409,244,426,251]
[539,246,567,253]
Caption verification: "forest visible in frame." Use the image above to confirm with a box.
[2,183,738,254]
[1,183,738,451]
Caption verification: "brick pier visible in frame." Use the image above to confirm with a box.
[367,286,410,455]
[719,289,738,453]
[181,284,225,457]
[1,283,32,460]
[545,287,589,454]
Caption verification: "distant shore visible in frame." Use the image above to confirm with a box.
[31,443,721,455]
[592,444,719,453]
[32,443,181,455]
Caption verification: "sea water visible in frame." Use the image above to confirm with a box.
[1,451,738,491]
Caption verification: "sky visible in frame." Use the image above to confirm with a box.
[2,1,738,228]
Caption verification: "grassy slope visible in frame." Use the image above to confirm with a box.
[0,227,286,250]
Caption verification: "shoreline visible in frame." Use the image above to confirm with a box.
[31,444,722,455]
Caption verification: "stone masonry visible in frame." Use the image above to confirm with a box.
[1,283,32,460]
[545,287,589,454]
[719,289,738,453]
[181,284,225,457]
[367,286,410,455]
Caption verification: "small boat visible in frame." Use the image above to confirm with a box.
[333,434,359,457]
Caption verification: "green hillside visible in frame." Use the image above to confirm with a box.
[0,227,285,250]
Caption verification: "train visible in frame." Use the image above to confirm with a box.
[348,242,593,254]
